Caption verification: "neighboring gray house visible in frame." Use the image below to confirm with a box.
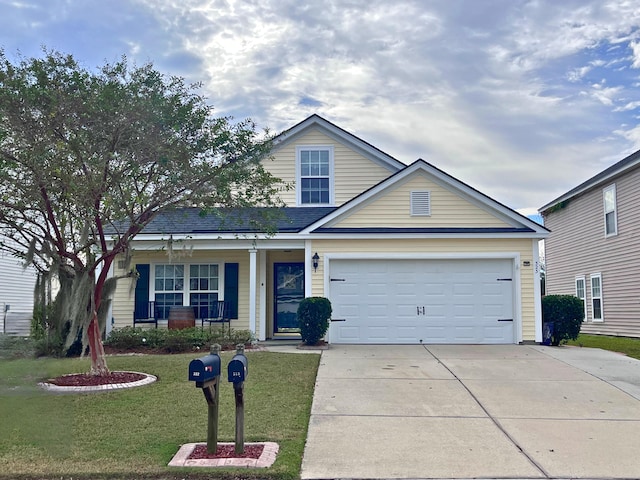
[0,239,36,336]
[540,149,640,338]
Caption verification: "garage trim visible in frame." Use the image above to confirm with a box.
[324,252,522,343]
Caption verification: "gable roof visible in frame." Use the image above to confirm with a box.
[539,148,640,214]
[301,159,549,237]
[273,114,405,173]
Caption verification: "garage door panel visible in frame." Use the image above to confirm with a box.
[397,304,420,316]
[453,283,473,295]
[330,258,515,344]
[483,325,510,340]
[397,327,419,341]
[453,326,475,339]
[336,326,360,342]
[368,326,390,341]
[425,326,447,342]
[483,304,504,316]
[454,304,475,316]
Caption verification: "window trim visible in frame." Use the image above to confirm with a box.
[151,262,224,307]
[295,145,335,206]
[153,264,185,319]
[590,273,603,322]
[575,275,587,323]
[603,184,617,237]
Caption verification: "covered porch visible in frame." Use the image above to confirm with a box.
[110,239,318,341]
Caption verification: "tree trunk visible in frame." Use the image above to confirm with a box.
[87,312,109,376]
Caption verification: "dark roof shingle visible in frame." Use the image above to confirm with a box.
[126,207,337,235]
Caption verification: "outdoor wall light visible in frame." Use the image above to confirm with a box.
[312,252,320,272]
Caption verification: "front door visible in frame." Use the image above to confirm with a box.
[274,262,305,334]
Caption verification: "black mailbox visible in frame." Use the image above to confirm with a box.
[227,353,248,383]
[189,354,221,385]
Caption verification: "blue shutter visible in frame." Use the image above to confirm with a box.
[133,264,150,320]
[224,263,239,319]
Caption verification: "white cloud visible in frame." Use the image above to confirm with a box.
[614,100,640,111]
[614,124,640,150]
[630,40,640,68]
[2,0,640,213]
[590,82,623,105]
[567,65,593,82]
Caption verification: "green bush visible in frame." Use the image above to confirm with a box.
[104,326,253,353]
[297,297,332,345]
[0,335,36,359]
[542,294,584,346]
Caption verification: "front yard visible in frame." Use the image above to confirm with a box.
[0,350,319,479]
[566,333,640,360]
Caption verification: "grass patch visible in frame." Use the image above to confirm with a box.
[566,334,640,360]
[0,351,320,479]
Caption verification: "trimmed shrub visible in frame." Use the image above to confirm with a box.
[542,294,584,346]
[104,326,253,353]
[297,297,332,345]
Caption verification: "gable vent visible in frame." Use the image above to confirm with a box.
[410,191,431,216]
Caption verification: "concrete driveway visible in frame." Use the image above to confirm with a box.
[301,344,640,480]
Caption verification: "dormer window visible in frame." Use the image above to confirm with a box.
[297,146,334,205]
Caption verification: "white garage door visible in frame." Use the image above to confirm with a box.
[329,258,515,344]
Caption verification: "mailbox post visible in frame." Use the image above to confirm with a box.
[188,343,222,454]
[227,343,248,454]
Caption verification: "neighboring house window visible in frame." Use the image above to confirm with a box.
[297,146,334,205]
[411,191,431,216]
[603,184,617,236]
[590,273,603,322]
[189,264,219,319]
[154,265,184,319]
[575,276,587,322]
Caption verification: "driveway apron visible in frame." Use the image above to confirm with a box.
[300,344,640,480]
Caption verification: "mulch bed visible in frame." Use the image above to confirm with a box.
[46,371,146,386]
[189,443,264,459]
[48,342,258,387]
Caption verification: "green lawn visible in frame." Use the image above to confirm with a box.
[566,334,640,360]
[0,351,320,479]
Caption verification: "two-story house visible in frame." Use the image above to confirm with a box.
[540,149,640,338]
[109,115,548,344]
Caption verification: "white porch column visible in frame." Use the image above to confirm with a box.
[259,249,267,341]
[533,240,542,343]
[248,248,258,337]
[304,240,313,298]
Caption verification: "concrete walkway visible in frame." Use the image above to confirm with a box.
[300,344,640,480]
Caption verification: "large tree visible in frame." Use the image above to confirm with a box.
[0,50,282,375]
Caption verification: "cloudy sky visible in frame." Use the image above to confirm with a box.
[2,0,640,217]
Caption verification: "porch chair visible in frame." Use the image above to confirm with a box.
[133,300,158,328]
[199,300,231,334]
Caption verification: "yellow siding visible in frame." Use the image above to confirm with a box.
[266,127,392,206]
[111,250,254,331]
[333,174,510,228]
[309,238,537,342]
